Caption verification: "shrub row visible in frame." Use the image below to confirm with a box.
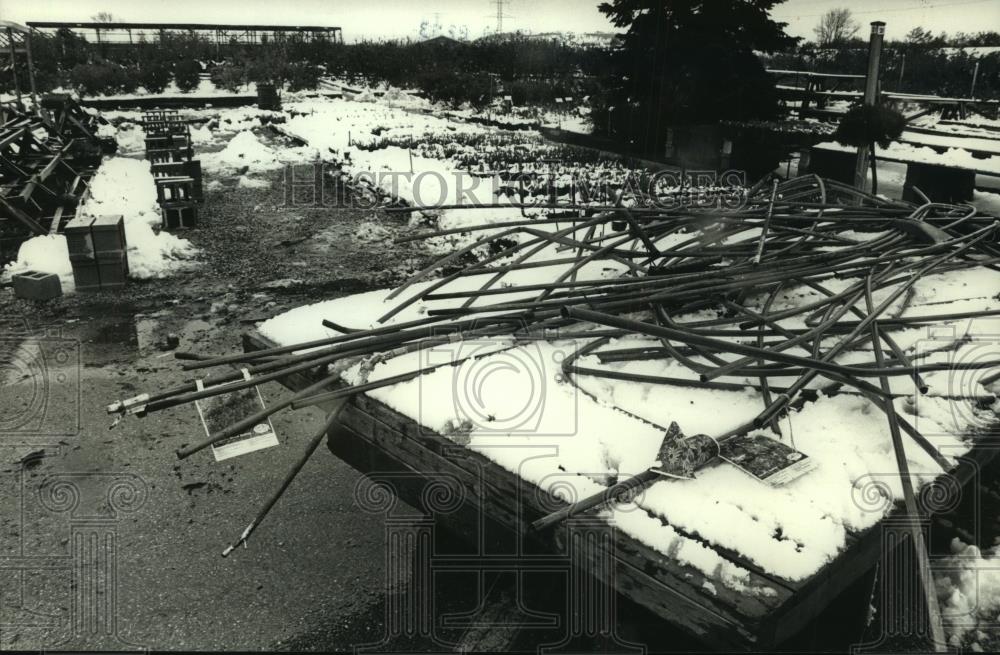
[66,59,203,96]
[62,58,320,97]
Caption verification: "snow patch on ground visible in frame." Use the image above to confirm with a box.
[82,158,199,279]
[353,220,392,242]
[202,130,281,173]
[115,122,147,154]
[237,175,271,189]
[3,234,76,290]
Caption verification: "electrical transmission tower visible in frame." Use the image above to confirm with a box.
[491,0,510,34]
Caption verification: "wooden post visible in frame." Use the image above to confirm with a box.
[854,21,886,192]
[24,27,39,114]
[6,27,21,104]
[970,60,980,99]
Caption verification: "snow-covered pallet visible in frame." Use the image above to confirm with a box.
[242,329,995,650]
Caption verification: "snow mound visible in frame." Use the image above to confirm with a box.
[82,157,198,279]
[115,122,146,154]
[4,234,76,290]
[203,130,281,174]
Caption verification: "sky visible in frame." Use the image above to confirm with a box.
[1,0,998,43]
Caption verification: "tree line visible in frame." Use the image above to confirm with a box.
[1,28,610,106]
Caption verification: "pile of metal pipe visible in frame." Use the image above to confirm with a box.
[108,175,1000,574]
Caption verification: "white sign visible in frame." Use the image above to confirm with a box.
[194,370,279,462]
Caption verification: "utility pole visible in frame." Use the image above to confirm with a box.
[854,21,885,192]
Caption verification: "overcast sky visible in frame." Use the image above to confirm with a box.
[2,0,998,43]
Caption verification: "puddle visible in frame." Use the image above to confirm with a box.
[68,306,218,367]
[92,315,140,347]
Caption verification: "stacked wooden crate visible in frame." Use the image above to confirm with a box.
[64,214,129,292]
[143,110,204,229]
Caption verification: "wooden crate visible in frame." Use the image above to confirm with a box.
[152,161,203,202]
[145,147,193,164]
[242,330,995,650]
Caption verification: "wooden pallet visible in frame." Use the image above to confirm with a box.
[242,329,996,650]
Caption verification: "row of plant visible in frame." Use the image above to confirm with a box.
[0,25,326,97]
[351,129,686,204]
[2,28,606,108]
[353,130,631,168]
[6,57,322,98]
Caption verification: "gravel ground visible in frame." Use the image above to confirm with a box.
[0,149,432,650]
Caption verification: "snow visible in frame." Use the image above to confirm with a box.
[281,99,501,209]
[202,129,319,175]
[189,124,215,145]
[82,158,199,279]
[55,90,985,593]
[114,122,147,154]
[237,174,271,189]
[258,222,1000,590]
[354,220,392,242]
[936,539,1000,651]
[902,130,1000,157]
[202,130,281,173]
[3,234,75,290]
[973,190,1000,215]
[378,86,434,111]
[815,140,1000,174]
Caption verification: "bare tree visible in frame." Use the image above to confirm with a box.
[813,8,859,46]
[91,11,116,23]
[905,27,935,45]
